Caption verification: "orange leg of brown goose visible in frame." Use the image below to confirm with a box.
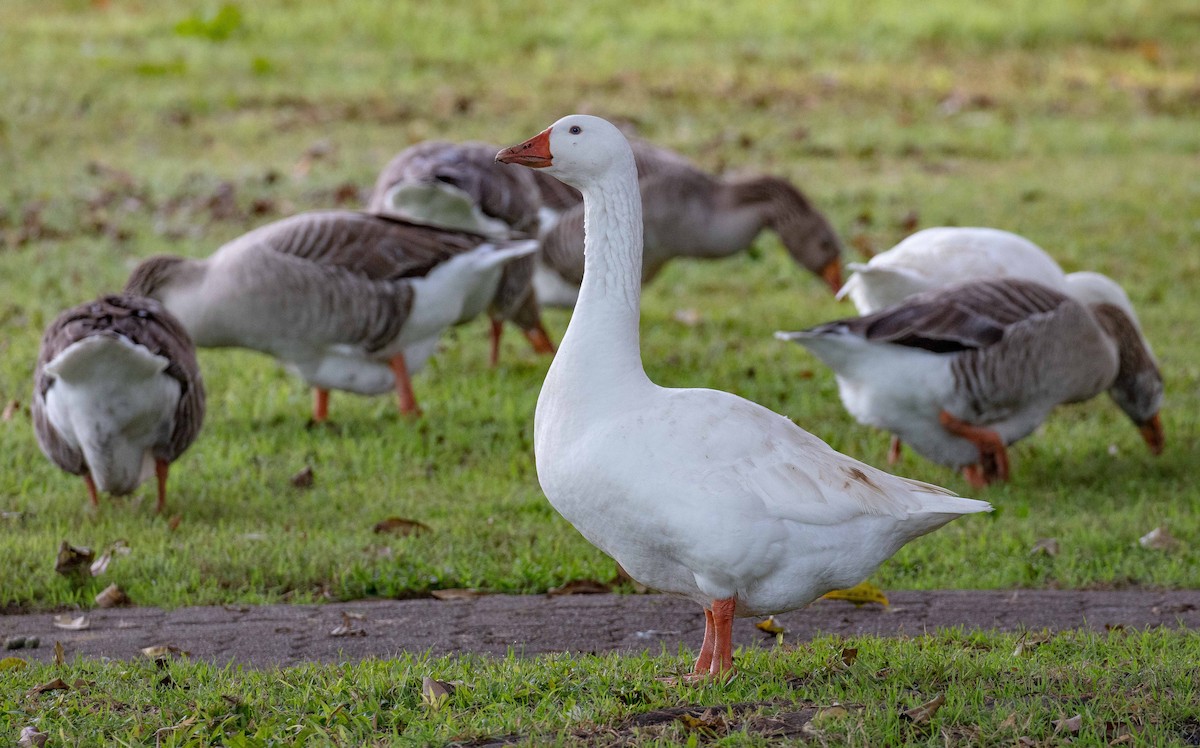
[524,323,556,357]
[887,436,903,465]
[83,473,100,507]
[489,318,505,367]
[938,410,1010,487]
[389,353,421,416]
[154,459,170,515]
[312,388,330,423]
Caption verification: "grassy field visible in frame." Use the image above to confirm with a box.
[2,0,1199,744]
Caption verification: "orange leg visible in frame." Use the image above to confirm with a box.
[154,459,169,515]
[693,609,715,675]
[887,435,903,465]
[83,473,100,507]
[938,410,1010,485]
[312,388,330,423]
[389,353,421,416]
[523,322,556,356]
[709,597,736,679]
[489,318,505,368]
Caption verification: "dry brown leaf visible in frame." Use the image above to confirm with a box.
[1012,630,1051,656]
[89,551,113,577]
[822,580,889,607]
[429,588,486,601]
[27,677,70,696]
[1139,526,1179,551]
[54,541,94,579]
[1,657,29,670]
[372,517,431,536]
[901,693,946,724]
[2,399,20,422]
[809,704,850,727]
[141,644,189,660]
[329,612,367,637]
[1054,713,1083,734]
[52,615,90,631]
[755,616,785,635]
[54,641,65,666]
[547,579,612,596]
[678,709,728,733]
[421,676,454,710]
[840,647,859,666]
[289,466,315,489]
[154,715,199,741]
[94,583,131,608]
[18,726,48,748]
[1030,538,1059,556]
[998,712,1019,730]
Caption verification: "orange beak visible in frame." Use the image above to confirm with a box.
[1138,412,1164,455]
[820,259,843,294]
[496,128,553,168]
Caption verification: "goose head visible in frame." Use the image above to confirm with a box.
[496,115,634,191]
[1064,272,1164,454]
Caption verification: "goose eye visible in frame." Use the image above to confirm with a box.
[569,125,582,135]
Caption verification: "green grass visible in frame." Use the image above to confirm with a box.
[3,629,1199,745]
[1,0,1198,612]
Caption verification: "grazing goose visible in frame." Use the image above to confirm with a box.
[534,146,844,308]
[778,276,1164,487]
[838,227,1067,314]
[125,210,535,422]
[32,294,205,513]
[496,114,990,681]
[368,141,555,365]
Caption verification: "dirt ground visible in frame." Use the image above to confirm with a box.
[2,589,1197,668]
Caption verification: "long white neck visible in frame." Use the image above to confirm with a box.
[539,154,652,414]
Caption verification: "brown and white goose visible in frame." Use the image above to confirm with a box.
[534,146,844,307]
[368,141,555,364]
[778,275,1164,487]
[32,294,205,513]
[497,114,988,681]
[125,210,535,422]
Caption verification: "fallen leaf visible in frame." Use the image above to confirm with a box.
[52,615,90,631]
[0,657,28,670]
[901,693,945,724]
[289,465,315,489]
[755,616,785,635]
[27,677,70,696]
[678,709,728,733]
[1054,713,1083,734]
[54,541,94,579]
[547,579,612,596]
[154,715,198,741]
[54,641,64,666]
[421,676,454,710]
[372,517,431,536]
[673,308,703,326]
[1012,630,1051,656]
[429,588,486,600]
[809,704,850,727]
[1030,538,1059,556]
[822,580,889,607]
[998,713,1019,730]
[141,644,189,660]
[2,399,20,421]
[95,583,131,608]
[329,612,367,637]
[18,726,47,748]
[1139,526,1179,550]
[840,647,859,667]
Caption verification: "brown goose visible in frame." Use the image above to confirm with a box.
[367,141,554,364]
[32,294,205,512]
[125,210,536,422]
[534,150,844,308]
[777,275,1164,487]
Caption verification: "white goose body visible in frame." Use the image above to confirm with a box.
[781,277,1163,484]
[126,211,535,418]
[499,115,989,678]
[32,295,205,511]
[839,227,1067,314]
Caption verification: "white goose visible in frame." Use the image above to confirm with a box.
[368,141,555,364]
[496,115,990,681]
[125,210,535,422]
[32,294,206,513]
[838,227,1067,314]
[778,276,1164,487]
[534,143,844,308]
